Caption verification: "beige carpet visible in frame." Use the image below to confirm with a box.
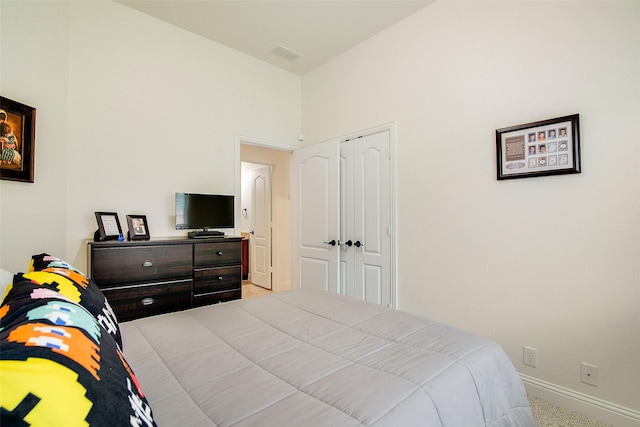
[241,284,611,426]
[529,396,611,426]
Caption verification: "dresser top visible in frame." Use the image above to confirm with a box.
[87,235,243,247]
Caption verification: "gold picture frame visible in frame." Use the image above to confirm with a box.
[1,96,36,183]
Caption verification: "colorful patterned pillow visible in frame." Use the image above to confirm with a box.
[26,253,121,347]
[0,274,157,427]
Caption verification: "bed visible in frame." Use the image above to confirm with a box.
[0,255,535,426]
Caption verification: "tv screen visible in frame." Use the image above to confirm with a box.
[175,193,234,230]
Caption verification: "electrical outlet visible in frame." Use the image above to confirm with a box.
[523,346,537,368]
[581,362,598,386]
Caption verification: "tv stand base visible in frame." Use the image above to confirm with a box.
[188,230,224,239]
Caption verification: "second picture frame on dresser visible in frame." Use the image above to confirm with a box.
[126,214,150,241]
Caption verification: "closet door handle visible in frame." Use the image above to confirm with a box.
[354,241,362,248]
[339,240,353,247]
[323,239,337,246]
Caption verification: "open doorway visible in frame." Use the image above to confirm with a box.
[237,139,294,295]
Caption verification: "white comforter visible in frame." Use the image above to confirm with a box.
[121,289,535,426]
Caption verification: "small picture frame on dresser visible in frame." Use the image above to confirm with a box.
[126,215,150,241]
[94,212,123,241]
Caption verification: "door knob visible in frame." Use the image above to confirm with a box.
[323,239,337,246]
[354,240,362,248]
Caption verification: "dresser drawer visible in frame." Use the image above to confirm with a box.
[88,237,242,321]
[193,290,241,308]
[193,266,241,295]
[92,244,192,286]
[194,241,241,267]
[102,279,192,322]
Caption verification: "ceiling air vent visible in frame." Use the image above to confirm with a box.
[271,45,302,61]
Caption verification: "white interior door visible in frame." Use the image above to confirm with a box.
[250,166,272,289]
[351,130,392,306]
[293,140,340,292]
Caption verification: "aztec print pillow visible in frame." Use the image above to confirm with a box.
[0,273,119,347]
[26,253,121,347]
[0,274,157,427]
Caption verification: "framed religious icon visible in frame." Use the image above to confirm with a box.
[0,96,36,183]
[126,215,150,241]
[496,114,580,180]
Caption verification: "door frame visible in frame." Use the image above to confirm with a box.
[235,122,396,308]
[292,122,397,308]
[235,135,298,292]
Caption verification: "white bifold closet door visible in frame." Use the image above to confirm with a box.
[341,130,392,306]
[294,128,393,307]
[293,140,340,294]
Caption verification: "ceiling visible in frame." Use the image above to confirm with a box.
[114,0,434,75]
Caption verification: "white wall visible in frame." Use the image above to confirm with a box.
[1,1,71,270]
[0,0,301,272]
[302,0,639,416]
[2,0,638,420]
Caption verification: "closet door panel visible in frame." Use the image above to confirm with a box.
[353,131,392,307]
[293,141,340,293]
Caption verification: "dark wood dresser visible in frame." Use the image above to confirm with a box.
[87,237,242,321]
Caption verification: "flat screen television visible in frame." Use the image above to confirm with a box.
[175,193,234,238]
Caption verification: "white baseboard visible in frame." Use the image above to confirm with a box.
[520,373,640,427]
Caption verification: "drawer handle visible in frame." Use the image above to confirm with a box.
[142,261,153,267]
[216,251,223,256]
[141,298,155,306]
[217,276,224,281]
